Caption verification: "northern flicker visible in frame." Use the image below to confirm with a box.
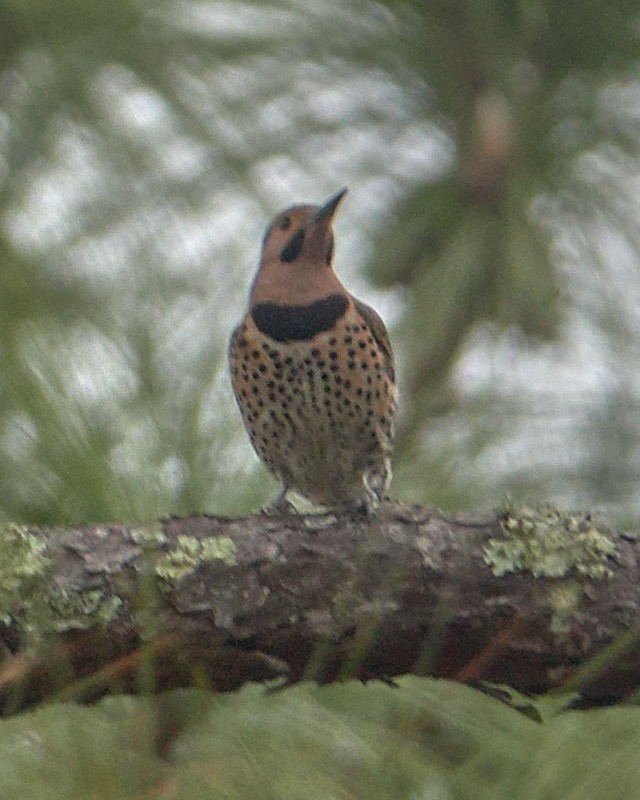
[229,188,396,513]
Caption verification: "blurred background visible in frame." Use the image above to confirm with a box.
[3,1,640,528]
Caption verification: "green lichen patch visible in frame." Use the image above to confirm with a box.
[155,535,237,589]
[0,523,51,624]
[47,588,123,632]
[484,500,617,579]
[129,523,167,548]
[0,523,126,641]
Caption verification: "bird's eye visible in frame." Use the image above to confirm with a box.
[279,215,291,231]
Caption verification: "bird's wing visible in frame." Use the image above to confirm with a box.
[228,321,250,392]
[228,321,246,356]
[351,295,395,383]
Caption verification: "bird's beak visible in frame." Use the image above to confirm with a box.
[313,188,348,224]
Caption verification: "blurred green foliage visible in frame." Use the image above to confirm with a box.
[2,0,640,522]
[3,679,640,800]
[2,0,640,524]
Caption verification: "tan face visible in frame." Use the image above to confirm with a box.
[260,204,339,271]
[250,190,347,306]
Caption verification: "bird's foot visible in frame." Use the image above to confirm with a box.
[350,485,382,517]
[261,487,296,515]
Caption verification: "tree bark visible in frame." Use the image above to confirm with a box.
[0,501,638,713]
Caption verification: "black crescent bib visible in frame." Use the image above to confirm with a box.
[251,293,349,342]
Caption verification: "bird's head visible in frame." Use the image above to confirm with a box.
[260,188,347,267]
[250,189,348,306]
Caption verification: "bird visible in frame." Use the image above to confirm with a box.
[228,188,396,513]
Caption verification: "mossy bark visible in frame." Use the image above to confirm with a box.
[0,501,637,714]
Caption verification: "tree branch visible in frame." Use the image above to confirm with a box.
[0,500,638,712]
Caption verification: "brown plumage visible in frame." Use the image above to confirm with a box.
[229,188,397,512]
